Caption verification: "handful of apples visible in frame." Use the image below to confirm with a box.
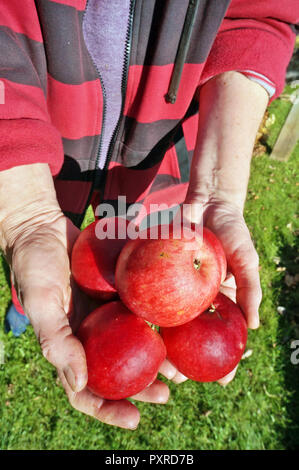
[72,218,247,401]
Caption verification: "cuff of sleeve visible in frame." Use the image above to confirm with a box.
[237,70,276,98]
[0,119,64,176]
[200,24,296,102]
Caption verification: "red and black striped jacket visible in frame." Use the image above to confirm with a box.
[0,0,298,226]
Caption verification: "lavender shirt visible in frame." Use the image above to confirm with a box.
[83,0,131,169]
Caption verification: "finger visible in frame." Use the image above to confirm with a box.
[159,358,178,380]
[64,217,81,254]
[68,276,103,333]
[219,273,237,302]
[229,242,261,329]
[24,286,88,392]
[58,371,139,430]
[130,379,169,403]
[217,365,238,386]
[159,359,188,384]
[212,219,261,329]
[172,371,188,384]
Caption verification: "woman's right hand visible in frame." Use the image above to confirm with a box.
[0,163,171,429]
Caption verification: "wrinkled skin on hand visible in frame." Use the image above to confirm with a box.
[9,214,180,430]
[181,196,262,385]
[8,190,261,426]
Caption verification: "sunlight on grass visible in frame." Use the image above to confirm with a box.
[0,89,298,450]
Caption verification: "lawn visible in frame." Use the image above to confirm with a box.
[0,84,298,450]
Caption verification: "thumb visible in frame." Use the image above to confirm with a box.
[22,286,88,392]
[223,233,262,330]
[230,247,262,330]
[200,203,262,329]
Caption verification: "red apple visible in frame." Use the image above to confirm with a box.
[115,225,226,327]
[160,293,248,382]
[71,217,131,301]
[189,222,226,284]
[77,301,167,400]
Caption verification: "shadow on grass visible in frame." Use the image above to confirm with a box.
[0,254,11,289]
[274,236,299,449]
[0,255,15,334]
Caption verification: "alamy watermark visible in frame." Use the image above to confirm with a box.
[93,197,204,241]
[0,80,5,105]
[0,340,4,364]
[290,340,299,365]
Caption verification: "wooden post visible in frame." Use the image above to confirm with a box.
[271,95,299,161]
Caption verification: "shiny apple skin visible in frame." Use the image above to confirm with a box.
[189,222,227,283]
[71,218,129,301]
[115,226,226,327]
[160,293,248,382]
[77,301,167,400]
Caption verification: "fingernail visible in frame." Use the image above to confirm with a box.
[218,381,228,387]
[125,422,139,431]
[76,372,88,391]
[163,369,177,381]
[250,316,260,329]
[172,373,188,384]
[158,390,170,404]
[127,417,139,431]
[63,366,77,392]
[159,362,177,380]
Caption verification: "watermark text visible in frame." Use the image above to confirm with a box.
[291,340,299,365]
[94,197,204,241]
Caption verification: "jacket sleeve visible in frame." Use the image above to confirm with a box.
[0,0,64,175]
[200,0,299,102]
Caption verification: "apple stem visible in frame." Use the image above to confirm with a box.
[146,320,159,332]
[193,258,201,270]
[208,305,224,321]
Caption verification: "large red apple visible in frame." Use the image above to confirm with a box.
[115,225,226,327]
[160,293,248,382]
[71,217,130,301]
[77,301,167,400]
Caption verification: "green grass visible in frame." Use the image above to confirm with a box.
[0,90,298,450]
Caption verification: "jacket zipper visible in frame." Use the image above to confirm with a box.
[101,0,136,190]
[79,0,108,225]
[82,0,135,222]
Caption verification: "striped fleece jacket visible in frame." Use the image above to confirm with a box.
[0,0,298,228]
